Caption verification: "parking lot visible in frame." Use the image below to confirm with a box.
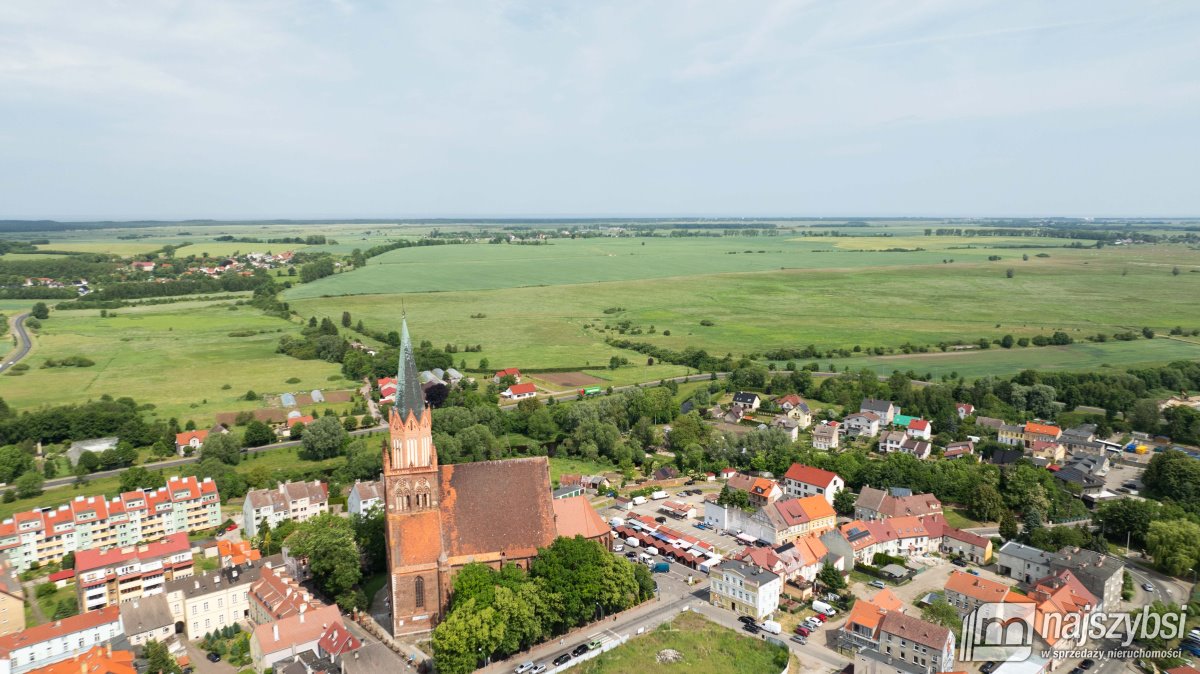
[606,483,736,554]
[1102,461,1144,494]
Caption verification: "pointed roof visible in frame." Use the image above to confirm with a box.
[395,315,426,421]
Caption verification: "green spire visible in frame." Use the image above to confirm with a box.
[395,314,425,420]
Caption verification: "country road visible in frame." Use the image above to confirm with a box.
[41,423,389,491]
[0,312,32,373]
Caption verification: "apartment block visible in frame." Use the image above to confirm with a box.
[0,476,220,572]
[242,481,329,538]
[75,532,194,612]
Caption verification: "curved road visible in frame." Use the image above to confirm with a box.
[0,312,31,373]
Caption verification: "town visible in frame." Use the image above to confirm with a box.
[1,314,1198,674]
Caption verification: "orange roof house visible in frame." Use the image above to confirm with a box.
[26,644,135,674]
[217,539,261,567]
[174,429,207,451]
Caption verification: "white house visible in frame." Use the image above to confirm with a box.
[844,412,881,438]
[708,561,780,620]
[242,481,329,538]
[501,383,537,400]
[0,606,121,674]
[731,392,761,411]
[812,424,840,450]
[906,419,932,441]
[781,464,844,505]
[347,480,383,516]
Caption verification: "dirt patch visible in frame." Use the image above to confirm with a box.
[214,408,288,426]
[534,371,606,388]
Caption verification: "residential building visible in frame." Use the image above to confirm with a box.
[746,496,838,545]
[119,594,175,646]
[782,464,844,505]
[811,424,839,450]
[216,540,260,568]
[854,487,942,522]
[944,441,974,459]
[501,383,537,400]
[0,565,23,638]
[248,566,321,625]
[708,562,780,620]
[492,368,521,384]
[860,399,900,425]
[0,476,221,572]
[775,395,813,427]
[552,485,582,499]
[879,430,907,454]
[841,588,903,650]
[975,416,1005,432]
[877,611,955,674]
[935,522,993,564]
[1052,466,1105,495]
[998,424,1025,447]
[174,430,207,456]
[771,416,801,441]
[944,570,1018,616]
[0,606,121,674]
[731,392,761,411]
[1027,569,1097,647]
[242,481,329,539]
[250,604,343,671]
[347,480,383,516]
[732,535,833,588]
[1029,441,1065,464]
[854,642,938,674]
[75,532,193,612]
[1061,424,1106,454]
[906,419,932,441]
[164,555,282,639]
[552,496,613,549]
[658,500,697,520]
[1048,547,1123,611]
[726,474,782,507]
[1024,422,1062,448]
[844,412,881,438]
[24,645,135,674]
[990,448,1024,465]
[955,403,975,419]
[996,541,1054,583]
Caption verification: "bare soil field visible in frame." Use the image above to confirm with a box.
[534,371,606,388]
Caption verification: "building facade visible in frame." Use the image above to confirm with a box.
[0,477,220,572]
[781,464,844,505]
[242,481,330,538]
[75,532,193,612]
[0,606,121,674]
[708,562,780,620]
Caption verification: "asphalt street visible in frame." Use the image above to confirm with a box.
[0,312,31,373]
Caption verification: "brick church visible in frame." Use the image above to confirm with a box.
[383,318,561,636]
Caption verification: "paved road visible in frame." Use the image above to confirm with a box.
[0,312,32,373]
[42,424,389,491]
[965,518,1092,538]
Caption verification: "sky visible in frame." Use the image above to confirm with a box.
[1,1,1198,219]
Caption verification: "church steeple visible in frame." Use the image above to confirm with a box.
[394,314,426,423]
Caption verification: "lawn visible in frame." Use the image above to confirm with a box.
[574,611,788,674]
[1,298,350,423]
[942,506,986,529]
[548,457,618,484]
[288,239,1200,373]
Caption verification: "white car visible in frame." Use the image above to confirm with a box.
[515,663,536,673]
[613,544,624,553]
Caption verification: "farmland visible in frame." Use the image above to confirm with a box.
[287,235,1200,373]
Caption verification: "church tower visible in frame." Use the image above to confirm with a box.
[383,316,443,634]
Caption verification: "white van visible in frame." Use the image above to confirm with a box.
[632,496,647,506]
[626,536,640,548]
[761,620,782,635]
[812,600,837,616]
[609,517,626,528]
[651,490,669,500]
[612,543,624,553]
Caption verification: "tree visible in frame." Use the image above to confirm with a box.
[1145,519,1200,577]
[301,416,348,460]
[30,302,49,320]
[352,507,387,574]
[144,639,182,674]
[61,551,74,570]
[833,488,857,516]
[1094,498,1161,549]
[75,450,100,474]
[201,432,243,466]
[999,511,1019,541]
[922,599,961,632]
[969,484,1006,523]
[341,311,352,328]
[817,562,845,591]
[118,466,164,492]
[1021,507,1044,542]
[243,421,276,447]
[1130,399,1162,433]
[14,471,43,498]
[1006,268,1014,279]
[284,514,362,609]
[0,445,34,484]
[716,485,751,510]
[1000,334,1014,349]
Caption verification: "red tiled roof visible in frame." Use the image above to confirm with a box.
[908,419,930,431]
[782,464,839,488]
[47,569,75,583]
[75,532,190,574]
[506,383,536,395]
[26,644,135,674]
[495,368,521,377]
[1025,422,1061,436]
[318,623,360,657]
[553,496,610,541]
[252,605,342,655]
[175,430,208,445]
[0,606,119,656]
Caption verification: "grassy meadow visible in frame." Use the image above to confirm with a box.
[287,236,1200,373]
[2,297,350,423]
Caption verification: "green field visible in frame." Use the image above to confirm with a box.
[1,297,350,423]
[575,611,788,674]
[287,237,1200,373]
[842,337,1200,379]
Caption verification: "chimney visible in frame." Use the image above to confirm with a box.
[273,623,280,642]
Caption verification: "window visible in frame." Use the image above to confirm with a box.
[415,577,425,609]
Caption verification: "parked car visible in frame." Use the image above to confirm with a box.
[980,662,998,674]
[869,580,886,589]
[530,666,547,674]
[655,516,667,523]
[613,544,624,552]
[1143,582,1155,592]
[738,615,757,625]
[587,639,603,650]
[625,551,637,559]
[1080,659,1095,670]
[803,618,822,630]
[515,663,537,673]
[795,626,810,637]
[206,653,221,663]
[790,634,807,645]
[952,558,968,567]
[553,654,572,666]
[967,569,980,576]
[572,644,589,658]
[742,623,760,634]
[1069,667,1084,674]
[813,613,828,622]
